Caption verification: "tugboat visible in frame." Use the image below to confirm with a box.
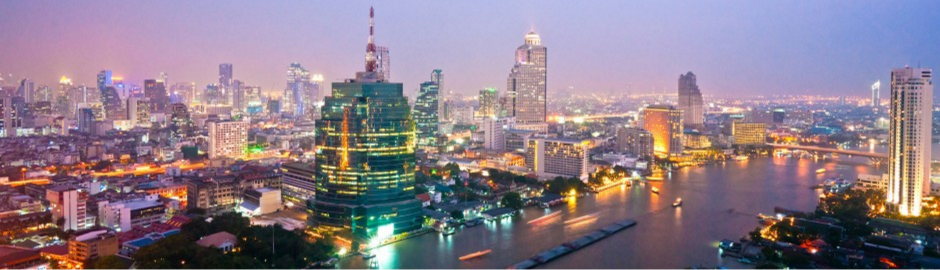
[651,187,660,194]
[672,198,683,207]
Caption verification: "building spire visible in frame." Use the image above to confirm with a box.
[365,6,377,72]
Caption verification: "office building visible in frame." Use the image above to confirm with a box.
[643,105,683,157]
[286,63,312,117]
[126,97,151,127]
[478,88,499,119]
[506,31,548,132]
[886,67,933,217]
[169,103,194,138]
[504,129,535,153]
[310,7,423,241]
[219,63,233,99]
[46,186,89,231]
[68,230,118,266]
[97,196,166,232]
[677,72,704,129]
[17,78,34,103]
[414,71,442,151]
[872,80,881,107]
[376,45,390,80]
[484,117,514,151]
[280,162,317,203]
[525,137,590,180]
[616,127,654,158]
[77,108,96,135]
[239,188,282,216]
[0,97,24,137]
[732,122,767,145]
[232,79,245,113]
[144,79,168,112]
[207,119,248,159]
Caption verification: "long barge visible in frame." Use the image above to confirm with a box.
[508,219,637,269]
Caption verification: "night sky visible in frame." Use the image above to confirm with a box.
[1,0,938,98]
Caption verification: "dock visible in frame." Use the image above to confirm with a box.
[508,219,637,269]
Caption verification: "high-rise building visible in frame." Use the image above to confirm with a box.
[0,97,24,137]
[17,78,34,103]
[525,137,590,180]
[732,122,766,145]
[286,63,312,117]
[871,80,881,107]
[96,70,112,91]
[414,72,442,151]
[484,117,514,151]
[677,72,704,129]
[219,63,233,98]
[169,103,193,138]
[97,197,166,232]
[232,79,245,113]
[310,6,422,242]
[478,88,499,119]
[207,119,248,160]
[616,127,654,159]
[126,97,151,127]
[144,79,168,112]
[886,67,933,217]
[77,108,96,134]
[46,186,89,231]
[642,105,683,157]
[376,45,390,81]
[506,31,548,132]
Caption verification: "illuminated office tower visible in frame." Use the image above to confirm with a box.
[616,127,654,159]
[207,119,248,160]
[414,71,442,151]
[310,6,422,242]
[126,97,151,127]
[886,67,933,217]
[732,122,766,145]
[46,186,90,231]
[232,79,245,113]
[642,105,683,157]
[96,70,112,90]
[478,88,498,119]
[169,103,194,138]
[17,78,34,103]
[677,72,704,129]
[376,45,390,80]
[871,80,881,107]
[506,31,548,132]
[144,79,168,112]
[0,97,24,137]
[286,63,312,117]
[219,63,233,97]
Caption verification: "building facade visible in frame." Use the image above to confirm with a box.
[616,127,654,159]
[207,119,248,159]
[886,67,933,217]
[642,105,683,157]
[281,162,317,203]
[414,72,442,151]
[732,122,767,145]
[478,88,499,119]
[525,137,590,180]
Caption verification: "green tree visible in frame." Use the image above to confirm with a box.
[450,210,465,220]
[501,192,524,210]
[748,227,763,242]
[93,255,127,269]
[443,163,461,179]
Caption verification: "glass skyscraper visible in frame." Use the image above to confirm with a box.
[414,70,442,151]
[310,6,422,245]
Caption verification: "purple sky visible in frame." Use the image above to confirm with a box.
[1,0,938,98]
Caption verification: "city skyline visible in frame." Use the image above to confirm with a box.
[1,1,939,98]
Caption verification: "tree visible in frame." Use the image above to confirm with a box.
[450,210,465,220]
[749,227,763,242]
[501,192,524,210]
[443,163,461,179]
[93,255,127,269]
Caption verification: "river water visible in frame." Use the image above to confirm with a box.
[338,154,895,269]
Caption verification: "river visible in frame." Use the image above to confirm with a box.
[338,154,895,269]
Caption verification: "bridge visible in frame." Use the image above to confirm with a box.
[768,143,887,164]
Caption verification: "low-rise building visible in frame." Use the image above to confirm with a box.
[68,230,118,267]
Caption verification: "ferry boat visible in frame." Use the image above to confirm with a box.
[459,249,492,261]
[733,155,749,161]
[815,168,826,174]
[672,198,683,207]
[651,187,660,194]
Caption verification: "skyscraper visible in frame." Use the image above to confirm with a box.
[17,78,34,103]
[616,127,654,159]
[525,137,590,180]
[286,63,312,117]
[126,97,151,127]
[478,88,499,119]
[232,79,245,113]
[677,72,704,129]
[0,97,24,137]
[506,31,548,132]
[886,67,933,217]
[219,63,233,97]
[96,70,112,91]
[376,45,390,81]
[144,79,168,112]
[207,119,248,160]
[169,103,194,138]
[642,105,683,157]
[414,71,442,151]
[871,80,881,107]
[310,6,422,242]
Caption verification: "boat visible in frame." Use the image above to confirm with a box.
[651,187,660,194]
[459,249,492,260]
[672,198,683,207]
[527,211,561,225]
[464,217,484,227]
[815,168,826,174]
[733,155,749,161]
[564,213,599,225]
